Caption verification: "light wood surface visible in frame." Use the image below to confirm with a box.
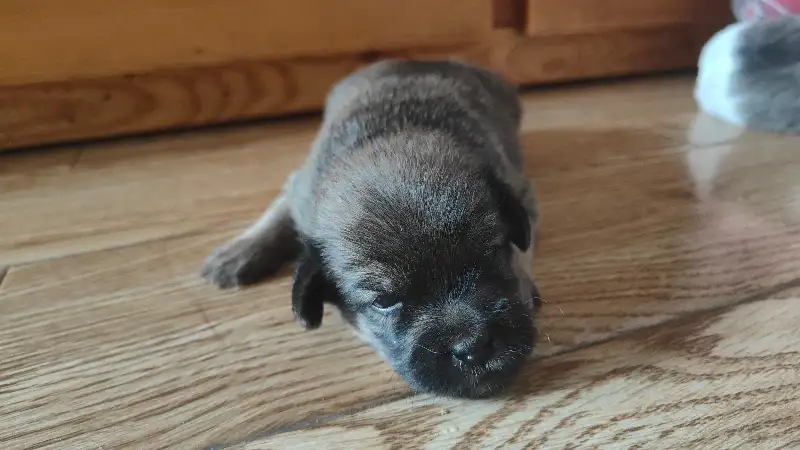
[444,26,718,86]
[2,77,799,449]
[525,0,732,35]
[0,25,722,151]
[0,0,490,86]
[0,58,365,151]
[245,287,800,449]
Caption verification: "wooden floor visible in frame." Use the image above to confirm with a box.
[2,75,799,450]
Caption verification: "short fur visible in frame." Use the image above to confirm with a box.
[695,16,800,133]
[202,60,540,398]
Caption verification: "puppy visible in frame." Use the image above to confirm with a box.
[695,16,800,134]
[201,60,540,398]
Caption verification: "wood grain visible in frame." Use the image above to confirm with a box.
[438,26,719,86]
[0,117,315,265]
[0,58,364,151]
[493,0,527,29]
[526,0,733,36]
[0,0,490,86]
[245,287,800,449]
[518,119,800,355]
[0,232,406,450]
[1,78,799,449]
[0,25,723,151]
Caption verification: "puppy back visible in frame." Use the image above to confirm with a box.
[292,60,532,243]
[316,60,526,185]
[324,60,521,132]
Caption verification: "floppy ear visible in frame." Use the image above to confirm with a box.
[291,239,336,330]
[484,168,532,251]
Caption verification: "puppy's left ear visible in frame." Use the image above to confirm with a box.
[291,239,337,330]
[484,168,532,251]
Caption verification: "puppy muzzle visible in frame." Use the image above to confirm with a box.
[398,299,535,398]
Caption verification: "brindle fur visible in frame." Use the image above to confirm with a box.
[202,60,540,398]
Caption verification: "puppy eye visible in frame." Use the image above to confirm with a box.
[371,295,402,311]
[485,245,505,260]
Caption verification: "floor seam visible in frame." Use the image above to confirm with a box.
[212,276,800,449]
[534,277,800,360]
[7,221,244,270]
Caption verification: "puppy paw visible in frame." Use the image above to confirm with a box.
[201,238,275,289]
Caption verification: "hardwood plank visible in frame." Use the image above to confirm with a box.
[2,79,800,449]
[0,120,317,265]
[525,121,800,354]
[526,0,733,36]
[0,25,723,151]
[239,286,800,449]
[0,232,406,450]
[0,0,490,86]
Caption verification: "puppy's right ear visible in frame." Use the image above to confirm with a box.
[483,168,532,252]
[291,239,335,330]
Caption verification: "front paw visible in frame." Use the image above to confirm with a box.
[201,239,271,289]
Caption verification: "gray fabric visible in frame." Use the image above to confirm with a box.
[734,17,800,133]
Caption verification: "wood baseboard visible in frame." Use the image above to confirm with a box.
[0,25,724,151]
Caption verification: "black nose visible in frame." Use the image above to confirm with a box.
[451,331,494,365]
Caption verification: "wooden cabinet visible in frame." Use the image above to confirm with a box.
[487,0,734,84]
[525,0,730,35]
[0,0,492,86]
[0,0,732,151]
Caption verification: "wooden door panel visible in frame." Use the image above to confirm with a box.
[0,0,735,151]
[0,0,491,86]
[526,0,733,36]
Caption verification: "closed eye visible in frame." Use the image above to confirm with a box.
[371,295,402,311]
[483,243,507,260]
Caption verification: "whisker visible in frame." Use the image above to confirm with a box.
[538,323,553,343]
[415,344,442,354]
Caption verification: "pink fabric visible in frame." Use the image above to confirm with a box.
[734,0,800,20]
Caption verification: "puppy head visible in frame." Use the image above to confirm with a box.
[291,140,538,398]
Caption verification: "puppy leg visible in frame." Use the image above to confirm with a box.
[511,183,540,310]
[512,216,540,311]
[201,177,299,289]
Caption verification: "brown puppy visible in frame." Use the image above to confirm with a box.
[202,60,540,398]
